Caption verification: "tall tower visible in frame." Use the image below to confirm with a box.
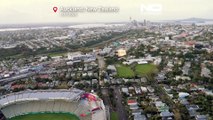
[144,19,147,26]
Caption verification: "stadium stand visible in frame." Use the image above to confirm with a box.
[0,89,106,120]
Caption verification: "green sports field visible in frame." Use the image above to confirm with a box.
[116,64,158,78]
[116,65,135,78]
[135,64,158,76]
[9,112,80,120]
[110,112,119,120]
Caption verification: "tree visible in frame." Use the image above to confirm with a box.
[144,106,158,114]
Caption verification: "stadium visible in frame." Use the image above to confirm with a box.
[0,89,106,120]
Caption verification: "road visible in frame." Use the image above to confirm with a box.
[101,88,112,107]
[0,72,36,85]
[97,55,105,70]
[101,88,112,120]
[113,87,127,120]
[97,55,105,86]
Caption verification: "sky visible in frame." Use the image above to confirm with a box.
[0,0,213,24]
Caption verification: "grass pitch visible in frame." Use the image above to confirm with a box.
[110,112,119,120]
[116,65,135,78]
[9,112,80,120]
[135,64,157,76]
[116,64,157,78]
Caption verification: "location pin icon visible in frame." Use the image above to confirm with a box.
[53,7,58,13]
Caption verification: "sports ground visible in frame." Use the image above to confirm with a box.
[9,112,80,120]
[116,64,135,78]
[116,64,158,78]
[135,64,158,76]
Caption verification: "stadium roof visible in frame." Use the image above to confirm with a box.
[0,89,84,108]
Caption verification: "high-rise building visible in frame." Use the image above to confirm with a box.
[144,19,147,26]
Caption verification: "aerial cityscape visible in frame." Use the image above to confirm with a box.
[0,0,213,120]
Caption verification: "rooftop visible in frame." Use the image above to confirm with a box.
[0,89,84,108]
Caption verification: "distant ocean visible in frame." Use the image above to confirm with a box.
[0,23,125,32]
[196,21,213,25]
[0,26,63,32]
[175,21,213,25]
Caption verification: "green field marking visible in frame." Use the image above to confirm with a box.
[48,52,67,57]
[116,64,135,78]
[110,112,119,120]
[135,64,157,76]
[9,112,80,120]
[116,64,158,78]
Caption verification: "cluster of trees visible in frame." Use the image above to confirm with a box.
[128,44,145,58]
[0,45,68,59]
[0,45,31,59]
[105,56,118,65]
[84,32,125,47]
[189,94,213,117]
